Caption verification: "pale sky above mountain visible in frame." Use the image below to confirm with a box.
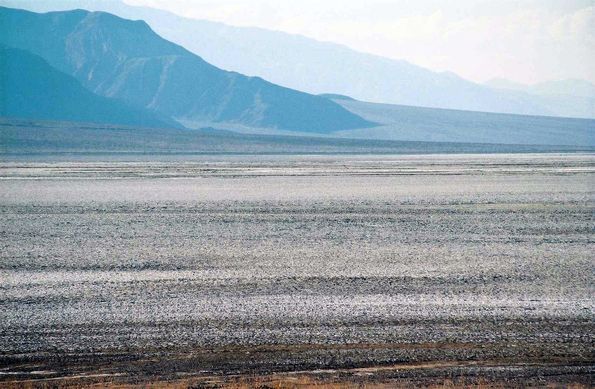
[123,0,595,85]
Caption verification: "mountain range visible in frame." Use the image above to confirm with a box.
[1,0,592,119]
[0,4,593,148]
[0,6,373,133]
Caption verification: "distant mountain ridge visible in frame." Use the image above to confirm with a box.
[0,45,174,128]
[486,78,595,99]
[0,6,374,133]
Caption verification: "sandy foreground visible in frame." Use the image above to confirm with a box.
[0,154,593,387]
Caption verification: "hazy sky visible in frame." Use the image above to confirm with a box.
[123,0,595,85]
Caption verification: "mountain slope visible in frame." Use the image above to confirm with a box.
[0,45,174,128]
[0,6,374,133]
[487,78,595,98]
[485,78,595,118]
[332,97,595,147]
[530,79,595,99]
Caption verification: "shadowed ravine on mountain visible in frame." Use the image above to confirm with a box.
[0,45,176,128]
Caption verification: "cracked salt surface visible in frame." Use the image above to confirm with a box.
[0,154,593,357]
